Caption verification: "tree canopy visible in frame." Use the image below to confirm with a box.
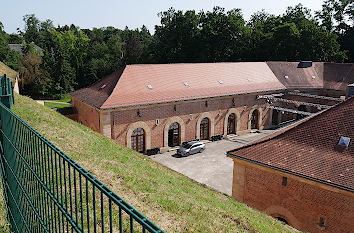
[0,1,352,98]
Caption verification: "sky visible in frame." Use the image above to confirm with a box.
[0,0,325,34]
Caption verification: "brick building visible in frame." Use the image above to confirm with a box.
[69,62,354,153]
[227,97,354,233]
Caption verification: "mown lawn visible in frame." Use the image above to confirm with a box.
[44,101,72,109]
[5,93,298,233]
[48,94,72,103]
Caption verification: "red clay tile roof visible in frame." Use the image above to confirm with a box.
[100,63,286,109]
[322,63,354,90]
[267,62,354,91]
[70,62,354,109]
[69,68,124,108]
[267,62,324,89]
[227,97,354,191]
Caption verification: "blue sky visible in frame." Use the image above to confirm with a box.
[1,0,324,34]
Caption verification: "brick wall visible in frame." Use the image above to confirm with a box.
[232,160,354,233]
[71,97,100,132]
[71,90,339,151]
[111,94,271,149]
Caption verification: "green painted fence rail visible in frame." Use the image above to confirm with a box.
[0,75,164,233]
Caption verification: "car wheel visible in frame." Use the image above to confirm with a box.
[199,148,204,153]
[185,152,190,157]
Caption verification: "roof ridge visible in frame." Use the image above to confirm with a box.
[127,62,266,66]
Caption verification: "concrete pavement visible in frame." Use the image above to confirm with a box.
[151,130,276,195]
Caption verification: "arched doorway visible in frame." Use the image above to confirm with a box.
[200,118,210,140]
[168,122,180,147]
[131,128,145,153]
[296,105,307,120]
[227,113,236,134]
[251,110,260,129]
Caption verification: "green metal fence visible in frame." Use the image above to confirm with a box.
[0,75,164,233]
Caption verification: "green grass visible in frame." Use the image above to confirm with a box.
[0,182,10,233]
[58,94,72,103]
[49,94,71,103]
[44,101,72,109]
[7,93,298,233]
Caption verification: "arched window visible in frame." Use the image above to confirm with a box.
[251,110,260,129]
[200,118,210,140]
[227,113,236,134]
[168,122,180,147]
[131,128,145,153]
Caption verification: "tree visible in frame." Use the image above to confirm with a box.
[316,0,354,61]
[23,14,40,44]
[199,7,250,62]
[125,32,143,64]
[0,20,21,70]
[18,42,50,97]
[155,8,201,63]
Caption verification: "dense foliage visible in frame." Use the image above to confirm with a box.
[0,1,353,98]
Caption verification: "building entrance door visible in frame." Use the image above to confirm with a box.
[251,110,259,129]
[200,118,210,140]
[227,113,236,134]
[131,128,145,153]
[168,122,180,147]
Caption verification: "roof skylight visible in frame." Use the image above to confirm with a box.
[338,136,350,147]
[218,80,223,84]
[100,84,106,89]
[147,84,152,89]
[312,76,316,79]
[184,82,189,87]
[284,76,289,79]
[247,78,252,82]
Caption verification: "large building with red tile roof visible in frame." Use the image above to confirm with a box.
[226,97,354,233]
[69,62,354,153]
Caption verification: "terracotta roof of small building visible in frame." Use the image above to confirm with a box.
[71,62,287,109]
[227,97,354,191]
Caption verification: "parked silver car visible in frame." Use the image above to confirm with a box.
[177,141,206,156]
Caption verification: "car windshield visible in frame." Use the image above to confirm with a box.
[182,144,193,149]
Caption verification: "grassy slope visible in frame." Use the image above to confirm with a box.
[0,188,10,232]
[0,61,17,80]
[8,93,297,233]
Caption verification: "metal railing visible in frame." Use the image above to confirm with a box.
[0,75,164,233]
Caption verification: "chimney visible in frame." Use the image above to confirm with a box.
[298,61,312,68]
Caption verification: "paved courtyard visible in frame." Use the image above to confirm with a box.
[151,130,276,195]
